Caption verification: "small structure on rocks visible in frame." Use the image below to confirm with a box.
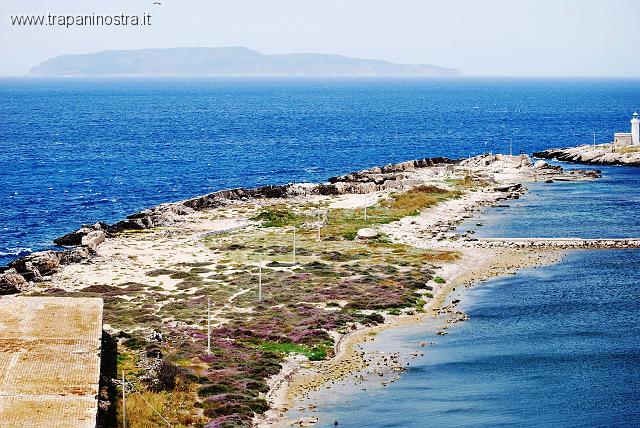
[613,112,640,146]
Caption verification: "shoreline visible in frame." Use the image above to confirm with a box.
[0,152,603,427]
[256,219,565,427]
[534,143,640,167]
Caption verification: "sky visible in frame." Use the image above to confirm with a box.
[1,0,638,77]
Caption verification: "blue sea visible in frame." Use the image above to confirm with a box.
[1,77,639,264]
[1,77,640,426]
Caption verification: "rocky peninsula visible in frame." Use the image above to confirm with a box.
[534,144,640,167]
[0,154,612,427]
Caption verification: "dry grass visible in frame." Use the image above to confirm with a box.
[614,146,640,154]
[119,390,167,428]
[117,377,205,428]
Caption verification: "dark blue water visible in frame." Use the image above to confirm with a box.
[1,77,638,265]
[284,167,640,427]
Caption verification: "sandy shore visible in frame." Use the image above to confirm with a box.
[2,152,599,428]
[256,244,564,427]
[254,154,576,427]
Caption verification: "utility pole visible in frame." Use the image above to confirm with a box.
[207,298,211,355]
[316,208,321,242]
[509,140,513,156]
[258,256,262,301]
[593,132,596,146]
[292,227,296,264]
[364,194,367,222]
[122,370,126,428]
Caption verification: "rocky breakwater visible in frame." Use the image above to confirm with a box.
[0,156,460,295]
[465,238,640,250]
[534,144,640,167]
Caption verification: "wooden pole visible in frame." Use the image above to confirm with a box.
[207,298,211,355]
[316,209,321,241]
[258,256,262,301]
[292,227,296,264]
[122,370,126,428]
[364,195,367,222]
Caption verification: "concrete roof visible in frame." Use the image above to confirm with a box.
[0,296,103,428]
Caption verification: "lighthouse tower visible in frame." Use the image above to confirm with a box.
[632,112,640,146]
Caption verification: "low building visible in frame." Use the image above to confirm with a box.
[0,297,103,428]
[614,132,633,146]
[613,112,640,146]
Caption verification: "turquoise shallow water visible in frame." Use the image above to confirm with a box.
[284,166,640,427]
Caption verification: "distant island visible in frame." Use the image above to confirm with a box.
[29,47,461,77]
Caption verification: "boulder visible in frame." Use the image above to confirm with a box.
[534,160,549,169]
[59,247,91,264]
[0,268,28,295]
[9,251,61,281]
[494,183,522,192]
[356,228,378,239]
[54,221,108,246]
[81,230,106,252]
[54,226,91,246]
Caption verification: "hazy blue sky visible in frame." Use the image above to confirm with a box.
[1,0,638,76]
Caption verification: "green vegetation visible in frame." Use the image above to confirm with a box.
[434,276,446,284]
[256,341,332,361]
[324,187,459,240]
[252,206,302,227]
[40,184,469,428]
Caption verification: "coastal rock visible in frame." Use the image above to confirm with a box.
[7,248,91,282]
[534,144,640,167]
[9,251,61,281]
[81,230,106,252]
[534,160,549,169]
[520,156,532,167]
[108,203,196,233]
[59,247,91,264]
[54,226,92,246]
[0,268,28,295]
[292,416,319,426]
[494,183,522,192]
[54,221,108,246]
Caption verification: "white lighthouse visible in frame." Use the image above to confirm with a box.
[632,112,640,146]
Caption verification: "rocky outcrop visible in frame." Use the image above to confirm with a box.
[5,248,91,290]
[56,157,462,238]
[494,183,522,192]
[54,222,108,246]
[534,145,640,167]
[82,230,106,252]
[0,268,29,295]
[108,204,195,233]
[326,157,458,194]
